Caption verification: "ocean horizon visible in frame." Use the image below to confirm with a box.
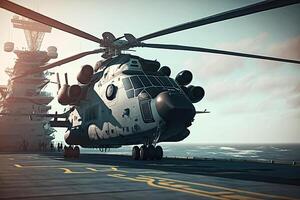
[78,143,300,163]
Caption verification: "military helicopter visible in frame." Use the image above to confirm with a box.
[1,0,300,160]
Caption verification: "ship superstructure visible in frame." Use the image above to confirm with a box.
[0,16,57,151]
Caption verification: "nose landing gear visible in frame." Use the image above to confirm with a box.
[132,144,163,160]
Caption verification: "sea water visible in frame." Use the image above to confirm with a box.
[81,143,300,162]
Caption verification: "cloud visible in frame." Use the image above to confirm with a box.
[286,95,300,109]
[187,33,300,114]
[207,73,300,106]
[269,36,300,60]
[187,33,269,79]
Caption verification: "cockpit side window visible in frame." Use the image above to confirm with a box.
[130,76,144,89]
[134,88,143,97]
[126,89,134,98]
[122,77,133,90]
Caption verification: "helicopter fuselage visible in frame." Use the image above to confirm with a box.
[64,54,196,148]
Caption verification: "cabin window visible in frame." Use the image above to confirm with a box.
[104,72,108,78]
[122,78,133,90]
[139,100,154,123]
[130,76,143,89]
[106,84,117,100]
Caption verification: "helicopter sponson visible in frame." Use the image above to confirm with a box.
[62,54,204,150]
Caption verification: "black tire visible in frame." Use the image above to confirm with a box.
[64,146,73,158]
[140,145,148,160]
[148,145,155,160]
[74,146,80,158]
[155,146,163,160]
[132,146,140,160]
[69,146,74,158]
[63,146,68,158]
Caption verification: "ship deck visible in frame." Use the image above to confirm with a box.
[0,153,300,200]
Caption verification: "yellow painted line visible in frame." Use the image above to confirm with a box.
[108,173,227,199]
[127,171,168,174]
[14,164,22,168]
[139,175,297,200]
[86,167,100,172]
[112,166,167,174]
[12,164,97,168]
[59,168,94,174]
[111,167,128,173]
[85,167,114,172]
[222,194,262,200]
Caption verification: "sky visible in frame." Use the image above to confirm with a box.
[0,0,300,144]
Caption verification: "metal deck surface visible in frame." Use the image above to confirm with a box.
[0,153,300,200]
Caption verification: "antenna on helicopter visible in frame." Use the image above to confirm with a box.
[56,73,61,91]
[64,73,69,85]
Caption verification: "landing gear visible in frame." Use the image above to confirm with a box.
[64,146,80,158]
[74,146,80,158]
[131,145,163,160]
[140,145,148,160]
[148,145,156,160]
[132,146,140,160]
[155,146,163,160]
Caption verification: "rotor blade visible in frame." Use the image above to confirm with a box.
[196,111,210,114]
[12,49,104,80]
[139,43,300,65]
[137,0,300,42]
[0,0,102,43]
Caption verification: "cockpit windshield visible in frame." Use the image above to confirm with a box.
[122,75,180,99]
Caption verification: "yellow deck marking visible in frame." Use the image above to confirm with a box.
[59,168,94,174]
[108,174,227,199]
[13,163,296,200]
[139,175,297,200]
[14,164,88,168]
[14,164,22,168]
[112,167,167,174]
[86,167,113,172]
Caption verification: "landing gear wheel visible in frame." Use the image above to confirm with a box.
[69,146,74,158]
[63,146,68,158]
[140,145,148,160]
[148,145,155,160]
[74,146,80,158]
[64,146,72,158]
[155,146,163,160]
[132,146,140,160]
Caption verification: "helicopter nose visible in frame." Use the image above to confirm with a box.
[155,91,196,123]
